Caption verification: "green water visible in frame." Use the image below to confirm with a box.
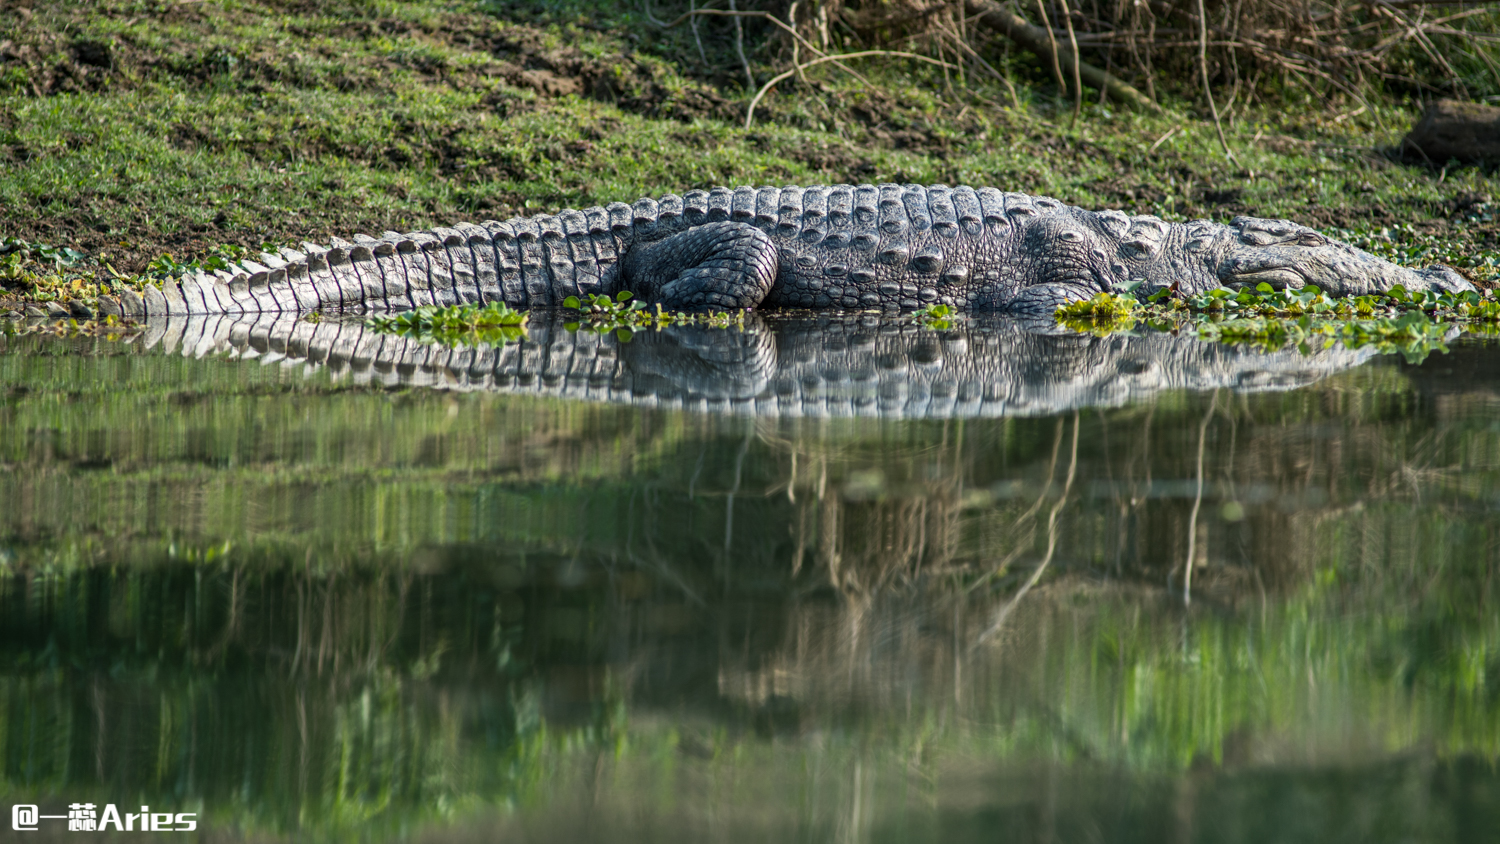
[2,322,1499,842]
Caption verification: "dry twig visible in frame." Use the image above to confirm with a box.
[746,49,959,127]
[1197,0,1237,163]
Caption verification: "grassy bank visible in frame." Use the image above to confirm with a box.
[0,0,1495,306]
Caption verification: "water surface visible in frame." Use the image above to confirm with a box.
[1,314,1498,842]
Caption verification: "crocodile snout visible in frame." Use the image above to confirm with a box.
[1415,264,1476,294]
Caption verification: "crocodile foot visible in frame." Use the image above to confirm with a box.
[623,221,779,311]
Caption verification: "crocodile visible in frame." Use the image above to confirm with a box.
[93,184,1474,319]
[116,311,1380,418]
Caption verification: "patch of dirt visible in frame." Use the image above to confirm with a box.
[1084,176,1171,215]
[790,141,878,179]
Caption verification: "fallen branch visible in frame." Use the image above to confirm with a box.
[965,0,1160,112]
[1147,124,1181,152]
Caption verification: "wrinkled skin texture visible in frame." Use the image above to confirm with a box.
[97,185,1473,319]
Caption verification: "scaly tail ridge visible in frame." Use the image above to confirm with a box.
[102,225,539,316]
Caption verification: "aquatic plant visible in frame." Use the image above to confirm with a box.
[909,302,957,329]
[1057,282,1499,361]
[365,301,528,346]
[1197,311,1451,363]
[563,292,748,336]
[1177,281,1500,321]
[1054,291,1139,333]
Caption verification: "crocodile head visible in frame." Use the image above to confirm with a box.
[1211,216,1473,297]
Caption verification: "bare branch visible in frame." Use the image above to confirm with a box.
[966,0,1160,112]
[746,50,960,128]
[1197,0,1238,163]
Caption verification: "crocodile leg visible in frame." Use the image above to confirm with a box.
[622,221,779,311]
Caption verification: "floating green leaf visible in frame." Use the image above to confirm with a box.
[910,302,957,329]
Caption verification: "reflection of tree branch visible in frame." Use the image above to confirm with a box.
[723,427,752,572]
[291,576,306,675]
[317,572,336,676]
[967,416,1066,595]
[93,679,105,781]
[628,488,707,608]
[976,411,1080,646]
[206,566,242,663]
[791,493,809,578]
[1178,390,1219,607]
[687,443,706,500]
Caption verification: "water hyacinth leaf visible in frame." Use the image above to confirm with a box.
[366,301,528,347]
[1053,276,1495,363]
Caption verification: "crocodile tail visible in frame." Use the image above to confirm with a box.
[98,208,631,316]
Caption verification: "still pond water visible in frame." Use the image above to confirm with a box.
[1,313,1498,842]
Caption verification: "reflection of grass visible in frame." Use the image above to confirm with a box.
[0,313,140,338]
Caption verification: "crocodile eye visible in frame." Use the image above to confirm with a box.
[1298,232,1327,247]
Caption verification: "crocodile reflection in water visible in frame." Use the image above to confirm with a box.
[137,312,1381,417]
